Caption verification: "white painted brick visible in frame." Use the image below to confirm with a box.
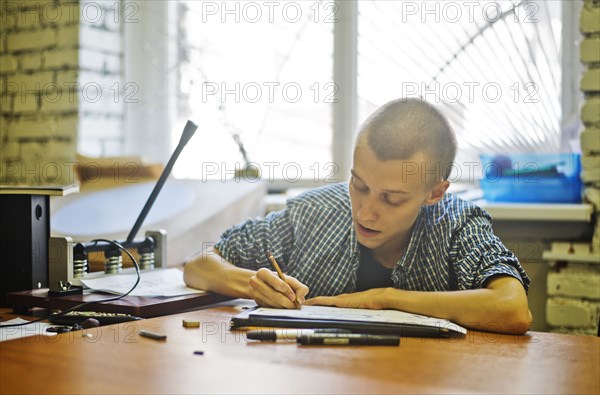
[78,48,105,72]
[103,6,122,32]
[39,83,77,109]
[1,81,16,97]
[16,7,42,30]
[80,88,123,115]
[3,79,21,97]
[22,0,57,10]
[582,97,600,125]
[79,115,123,139]
[13,93,38,113]
[80,0,108,29]
[57,2,80,25]
[40,93,78,113]
[44,48,78,69]
[0,55,18,74]
[581,127,600,152]
[581,168,600,183]
[104,53,121,74]
[0,116,9,138]
[57,114,78,138]
[57,24,79,48]
[99,139,123,156]
[582,154,600,170]
[581,68,600,93]
[20,141,47,164]
[8,117,58,138]
[20,53,43,72]
[55,70,78,87]
[0,9,17,32]
[40,1,76,26]
[7,28,57,51]
[79,70,120,87]
[583,0,600,8]
[12,71,54,93]
[581,6,600,34]
[80,25,121,53]
[0,140,21,162]
[2,160,39,184]
[0,95,13,114]
[45,138,76,159]
[78,139,102,156]
[581,37,600,64]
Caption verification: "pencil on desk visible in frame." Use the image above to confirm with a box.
[265,249,302,309]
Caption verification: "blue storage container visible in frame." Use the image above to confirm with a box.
[480,153,583,203]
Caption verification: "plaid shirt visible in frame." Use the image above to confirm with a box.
[215,183,530,297]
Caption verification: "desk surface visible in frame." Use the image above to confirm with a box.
[1,302,599,395]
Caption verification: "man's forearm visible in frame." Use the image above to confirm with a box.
[381,277,531,334]
[307,276,532,335]
[183,253,256,299]
[382,289,528,333]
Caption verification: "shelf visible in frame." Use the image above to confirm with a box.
[474,201,594,222]
[542,251,600,264]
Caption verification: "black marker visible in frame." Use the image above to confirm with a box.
[139,330,167,341]
[297,333,400,346]
[247,329,351,341]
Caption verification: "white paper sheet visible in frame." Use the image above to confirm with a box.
[252,305,467,334]
[81,268,205,297]
[0,318,57,342]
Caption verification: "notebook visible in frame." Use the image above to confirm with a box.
[231,305,467,338]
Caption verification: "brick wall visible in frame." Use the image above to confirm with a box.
[0,0,124,185]
[580,0,600,252]
[78,0,124,157]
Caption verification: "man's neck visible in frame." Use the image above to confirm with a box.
[371,235,411,269]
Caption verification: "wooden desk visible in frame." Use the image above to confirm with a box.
[1,302,599,394]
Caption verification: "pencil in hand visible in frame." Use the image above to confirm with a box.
[265,249,302,309]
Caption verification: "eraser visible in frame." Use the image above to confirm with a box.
[182,319,200,328]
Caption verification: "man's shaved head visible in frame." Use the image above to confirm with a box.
[357,98,457,181]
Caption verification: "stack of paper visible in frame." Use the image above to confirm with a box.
[80,268,205,297]
[231,305,467,338]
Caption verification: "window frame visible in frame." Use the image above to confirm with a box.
[122,0,581,190]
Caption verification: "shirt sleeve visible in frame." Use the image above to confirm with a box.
[213,208,295,271]
[451,209,531,292]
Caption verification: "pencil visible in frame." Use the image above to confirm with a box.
[265,249,302,309]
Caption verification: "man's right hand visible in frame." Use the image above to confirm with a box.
[248,268,309,309]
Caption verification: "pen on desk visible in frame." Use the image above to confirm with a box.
[297,334,400,346]
[265,249,301,309]
[139,330,167,341]
[247,329,351,341]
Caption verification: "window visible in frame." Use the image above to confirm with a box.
[124,1,575,185]
[173,1,334,183]
[357,1,568,180]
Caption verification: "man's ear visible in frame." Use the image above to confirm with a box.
[424,180,449,206]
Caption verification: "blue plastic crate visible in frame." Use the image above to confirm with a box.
[480,153,583,203]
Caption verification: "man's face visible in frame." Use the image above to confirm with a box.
[349,140,445,257]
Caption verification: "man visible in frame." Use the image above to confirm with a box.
[184,98,532,334]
